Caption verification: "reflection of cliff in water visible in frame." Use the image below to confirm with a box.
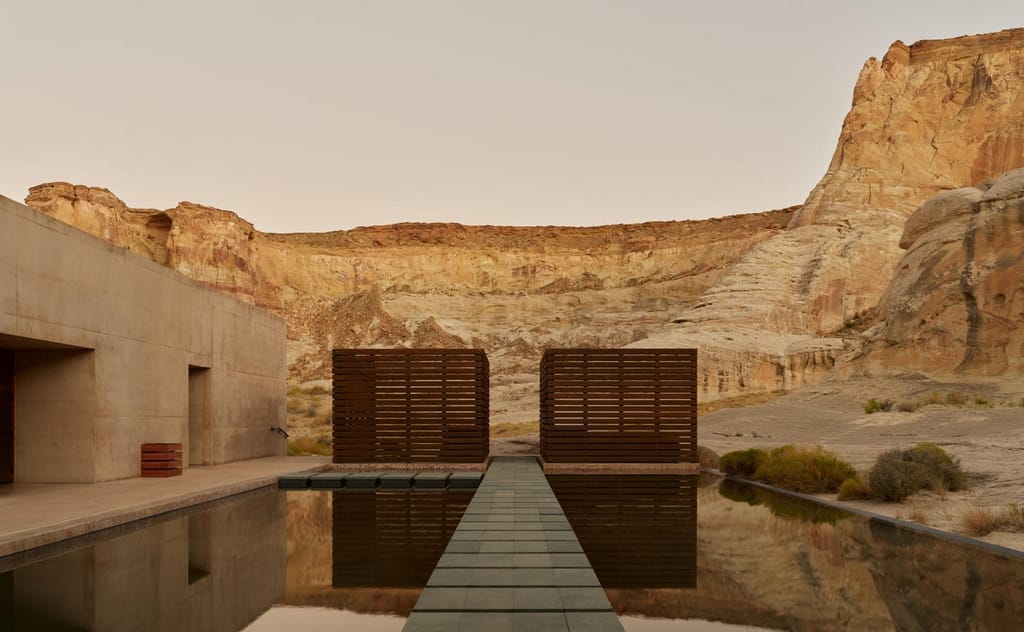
[283,488,471,617]
[857,518,1024,631]
[548,474,697,588]
[584,477,1024,631]
[0,487,285,631]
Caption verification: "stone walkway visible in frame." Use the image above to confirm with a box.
[403,456,623,632]
[0,455,329,557]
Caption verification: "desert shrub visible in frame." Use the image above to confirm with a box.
[752,445,856,494]
[287,435,333,456]
[922,391,944,405]
[306,384,330,395]
[946,391,967,406]
[719,448,767,477]
[864,398,894,414]
[902,443,967,491]
[868,450,929,502]
[305,402,318,417]
[896,400,921,412]
[837,476,875,500]
[1003,503,1024,530]
[697,445,720,469]
[962,507,1000,536]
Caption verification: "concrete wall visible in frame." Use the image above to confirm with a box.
[0,195,287,482]
[6,487,285,630]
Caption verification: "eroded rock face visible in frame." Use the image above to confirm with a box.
[24,182,791,419]
[855,168,1024,377]
[22,28,1024,411]
[630,28,1024,399]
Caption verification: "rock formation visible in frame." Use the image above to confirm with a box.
[853,167,1024,377]
[23,182,791,420]
[20,28,1024,416]
[631,28,1024,399]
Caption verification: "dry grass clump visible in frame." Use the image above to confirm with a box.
[287,434,332,456]
[490,420,539,438]
[906,509,928,525]
[863,398,894,414]
[837,476,874,500]
[963,503,1024,536]
[962,507,1000,536]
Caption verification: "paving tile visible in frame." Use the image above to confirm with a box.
[343,472,380,488]
[549,553,591,568]
[416,587,467,610]
[445,540,482,553]
[514,587,563,610]
[558,587,613,610]
[413,472,450,489]
[553,568,600,586]
[565,612,624,632]
[379,473,416,488]
[464,587,515,610]
[457,611,514,632]
[510,612,570,632]
[404,612,463,631]
[545,540,583,553]
[308,472,348,489]
[276,473,311,489]
[479,541,515,553]
[513,568,556,586]
[513,553,553,567]
[513,540,548,553]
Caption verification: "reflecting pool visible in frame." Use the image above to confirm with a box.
[1,474,1022,631]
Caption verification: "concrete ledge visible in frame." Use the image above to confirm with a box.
[540,459,700,474]
[0,456,330,558]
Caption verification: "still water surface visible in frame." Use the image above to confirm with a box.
[1,474,1022,631]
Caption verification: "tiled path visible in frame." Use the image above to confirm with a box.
[403,456,624,632]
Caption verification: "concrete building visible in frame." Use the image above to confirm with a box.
[0,194,287,484]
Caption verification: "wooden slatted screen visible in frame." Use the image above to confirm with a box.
[332,349,489,463]
[540,348,697,463]
[547,474,697,588]
[332,489,472,587]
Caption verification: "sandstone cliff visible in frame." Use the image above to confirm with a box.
[22,28,1024,415]
[631,28,1024,399]
[23,181,791,420]
[852,167,1024,377]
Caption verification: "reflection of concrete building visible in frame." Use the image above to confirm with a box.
[0,487,286,630]
[0,195,287,483]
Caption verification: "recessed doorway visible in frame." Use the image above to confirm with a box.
[188,366,211,466]
[0,350,13,484]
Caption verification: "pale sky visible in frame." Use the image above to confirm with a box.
[1,1,1020,232]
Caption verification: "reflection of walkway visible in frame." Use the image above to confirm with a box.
[405,456,624,631]
[0,455,328,557]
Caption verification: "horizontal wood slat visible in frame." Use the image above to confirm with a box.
[333,489,472,587]
[141,442,182,477]
[333,349,489,463]
[548,474,697,588]
[540,349,697,464]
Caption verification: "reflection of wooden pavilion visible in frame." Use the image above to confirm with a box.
[332,349,489,464]
[548,474,697,588]
[540,348,697,469]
